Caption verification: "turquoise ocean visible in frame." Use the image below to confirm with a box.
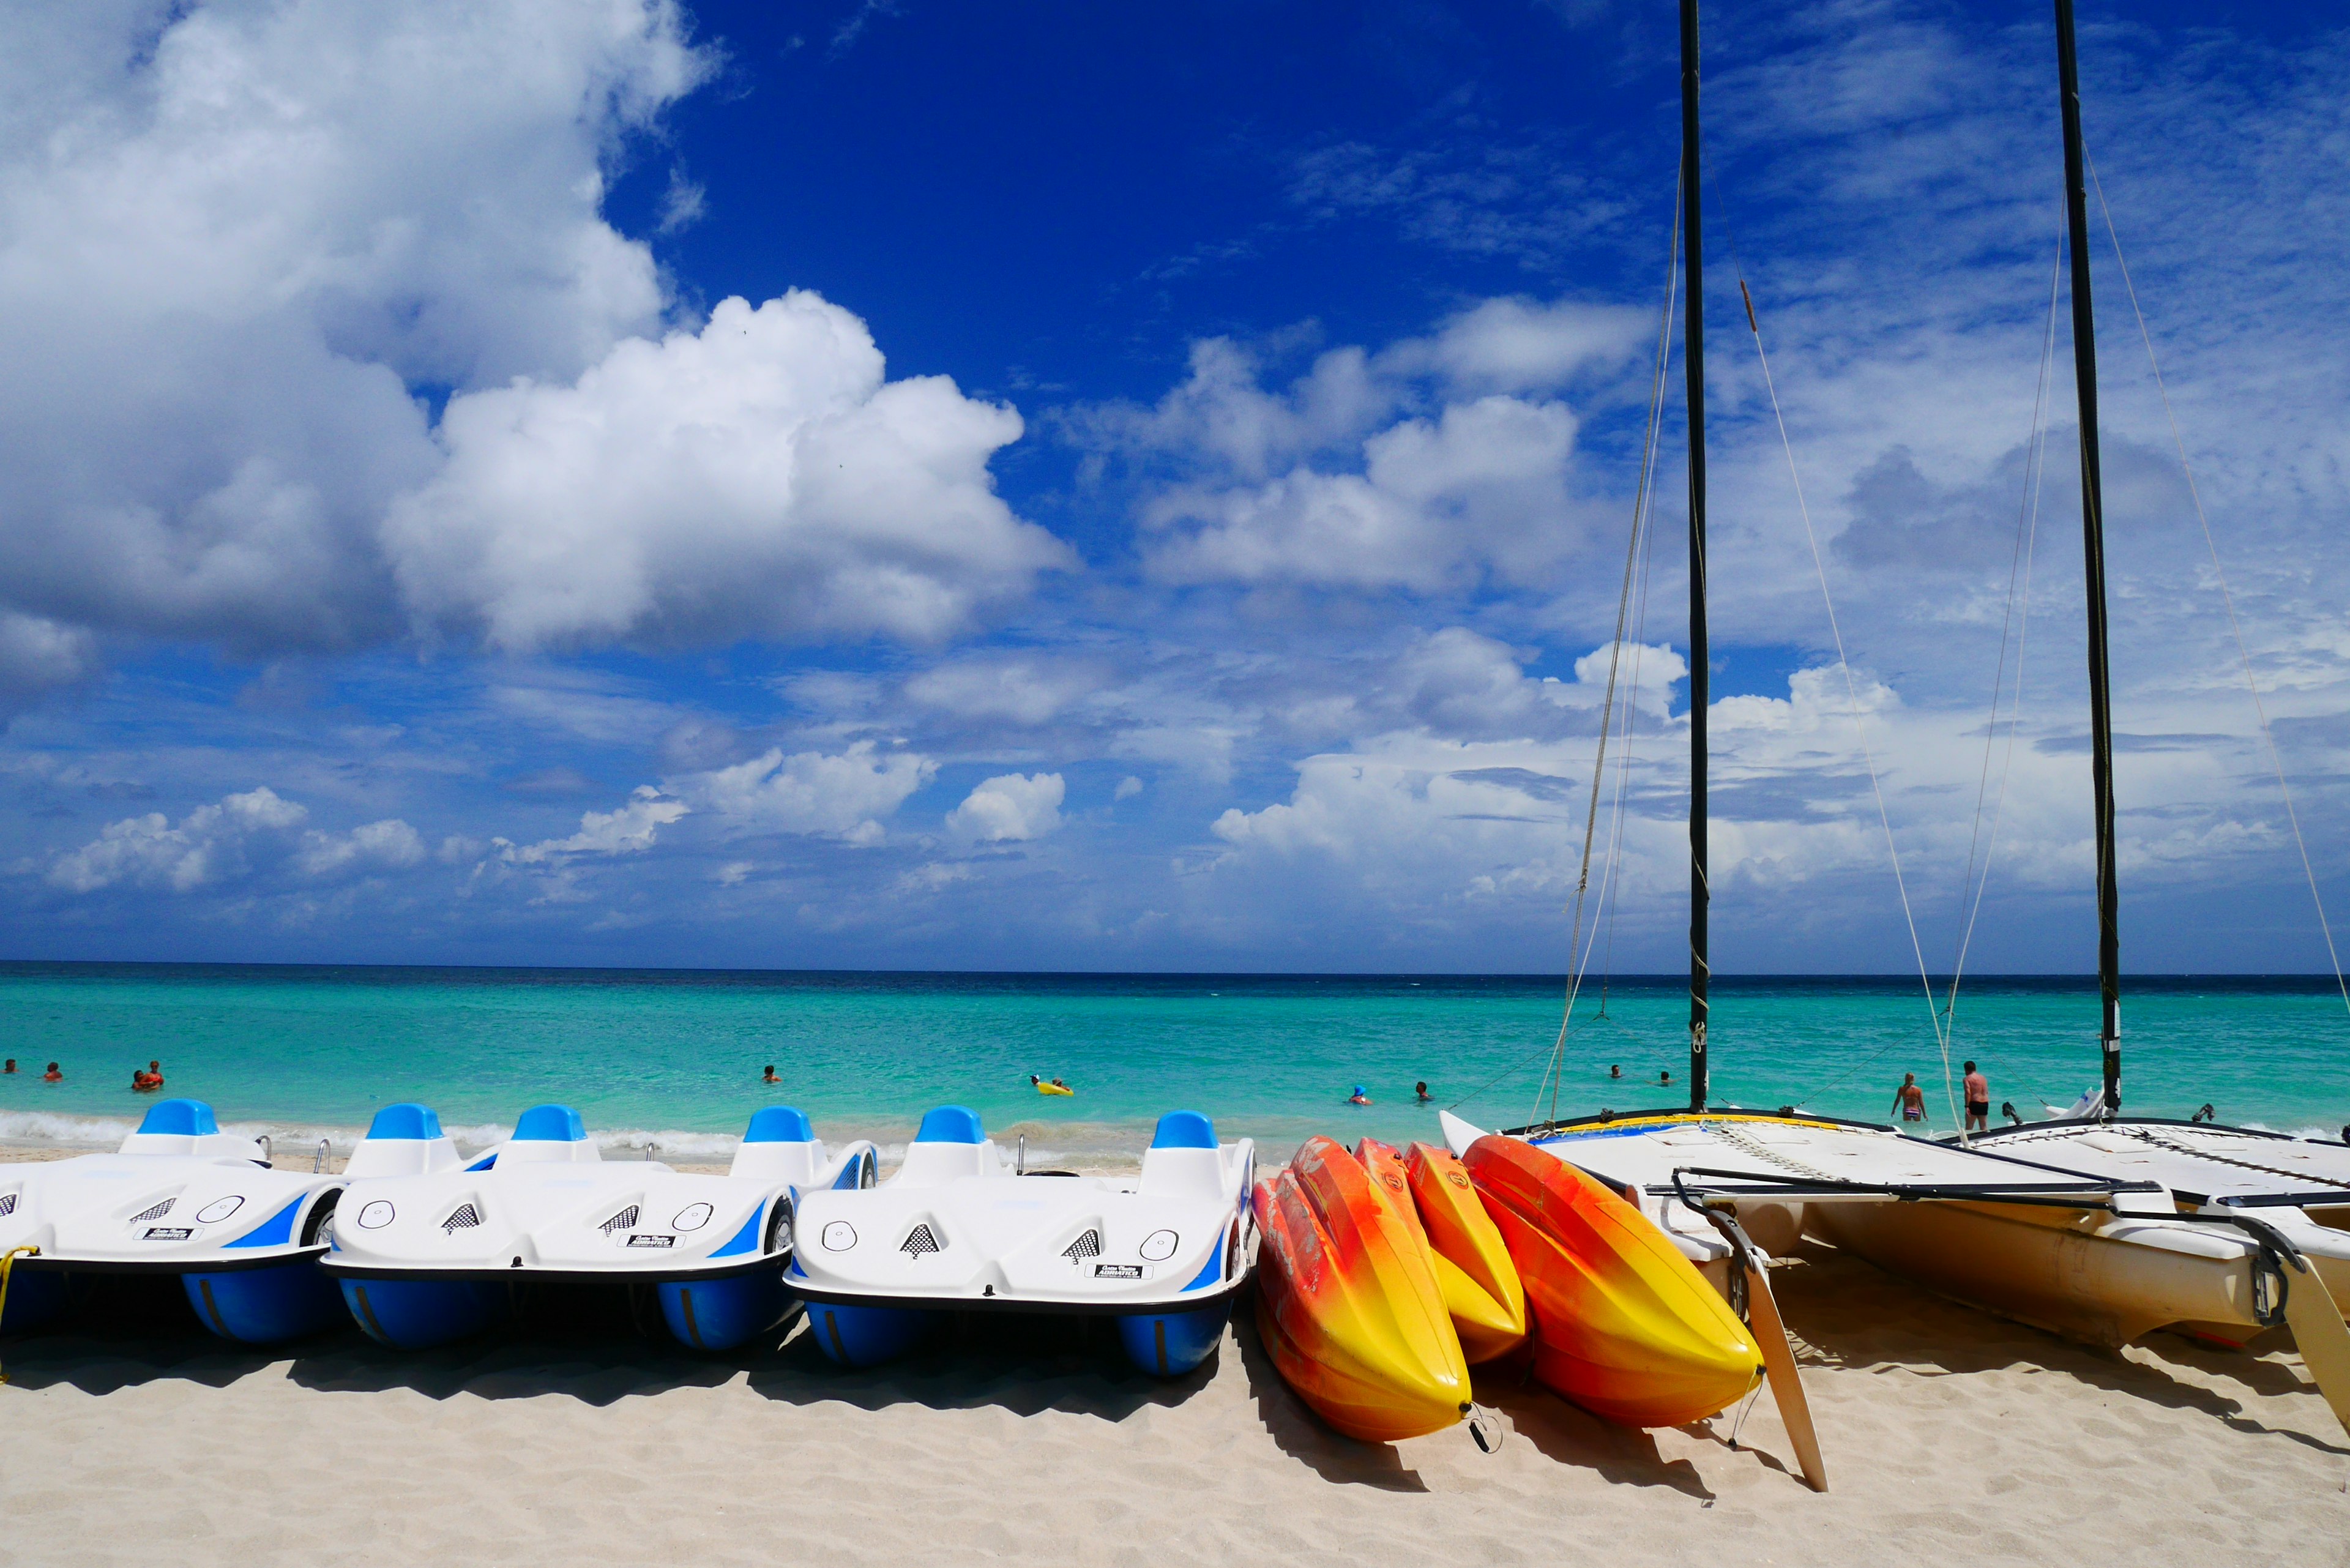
[1,964,2344,1165]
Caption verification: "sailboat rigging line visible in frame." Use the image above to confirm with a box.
[1533,179,1683,1130]
[1731,277,1955,1126]
[1943,234,2065,1058]
[1594,506,1663,1015]
[2084,154,2350,1021]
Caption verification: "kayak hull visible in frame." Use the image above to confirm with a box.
[1251,1136,1471,1443]
[1406,1142,1528,1363]
[1466,1135,1762,1428]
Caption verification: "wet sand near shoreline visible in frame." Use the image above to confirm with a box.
[0,1215,2341,1568]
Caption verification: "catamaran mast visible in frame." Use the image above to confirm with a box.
[1681,0,1709,1114]
[2054,0,2121,1116]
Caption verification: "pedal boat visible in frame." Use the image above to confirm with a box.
[322,1103,873,1353]
[0,1098,353,1343]
[1961,1117,2350,1337]
[788,1105,1255,1378]
[1443,1105,2350,1438]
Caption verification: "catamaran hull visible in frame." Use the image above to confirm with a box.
[1807,1198,2263,1346]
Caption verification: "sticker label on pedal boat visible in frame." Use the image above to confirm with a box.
[1092,1263,1148,1279]
[625,1234,677,1248]
[143,1226,194,1240]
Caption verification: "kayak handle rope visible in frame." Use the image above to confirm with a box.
[0,1244,39,1385]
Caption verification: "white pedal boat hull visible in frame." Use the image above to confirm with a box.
[1,1099,348,1343]
[789,1107,1255,1377]
[321,1104,874,1352]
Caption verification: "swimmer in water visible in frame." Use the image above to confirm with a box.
[1610,1064,1622,1079]
[763,1064,780,1084]
[133,1059,164,1091]
[1659,1070,1671,1086]
[1348,1085,1372,1106]
[2,1058,13,1073]
[1415,1081,1431,1102]
[42,1061,61,1082]
[1051,1077,1069,1090]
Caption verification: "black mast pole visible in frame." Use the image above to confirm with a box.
[1681,0,1709,1114]
[2054,0,2121,1116]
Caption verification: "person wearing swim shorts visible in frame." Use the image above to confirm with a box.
[1963,1061,1990,1133]
[1892,1072,1927,1124]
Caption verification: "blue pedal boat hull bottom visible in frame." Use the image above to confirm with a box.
[809,1301,940,1367]
[182,1258,347,1344]
[1117,1299,1232,1378]
[659,1269,800,1351]
[341,1275,510,1350]
[791,1107,1258,1379]
[0,1266,72,1334]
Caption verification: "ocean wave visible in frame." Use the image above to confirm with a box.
[0,1111,1151,1171]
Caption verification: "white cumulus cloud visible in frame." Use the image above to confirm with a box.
[500,786,687,865]
[688,741,935,842]
[50,786,308,892]
[386,293,1066,651]
[0,4,1061,683]
[947,772,1065,843]
[297,819,430,878]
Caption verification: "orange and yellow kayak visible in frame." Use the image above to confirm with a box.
[1252,1135,1472,1442]
[1464,1133,1762,1428]
[1404,1140,1528,1364]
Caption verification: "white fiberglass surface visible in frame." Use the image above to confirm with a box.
[1977,1123,2350,1202]
[1534,1115,2123,1197]
[793,1160,1247,1308]
[0,1153,331,1264]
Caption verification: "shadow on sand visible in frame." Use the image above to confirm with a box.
[1774,1239,2350,1458]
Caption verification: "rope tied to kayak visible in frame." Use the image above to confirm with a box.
[0,1244,39,1385]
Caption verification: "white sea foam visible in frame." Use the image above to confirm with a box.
[0,1111,1157,1170]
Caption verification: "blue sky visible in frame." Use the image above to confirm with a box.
[0,0,2345,975]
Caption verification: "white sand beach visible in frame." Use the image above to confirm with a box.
[2,1191,2343,1568]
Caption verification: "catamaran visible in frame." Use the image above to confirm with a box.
[1444,0,2350,1439]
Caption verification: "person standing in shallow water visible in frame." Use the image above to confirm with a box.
[43,1061,61,1081]
[1414,1081,1431,1103]
[1892,1072,1927,1124]
[1963,1061,1991,1133]
[762,1065,780,1083]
